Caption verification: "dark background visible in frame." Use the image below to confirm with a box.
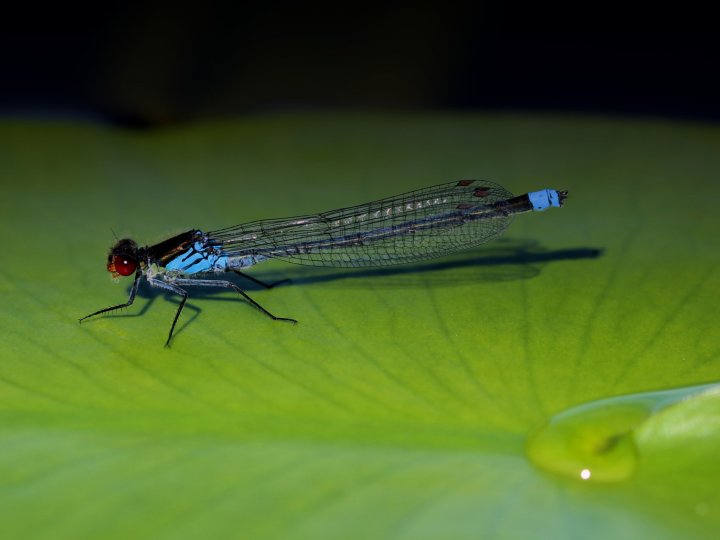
[1,4,717,127]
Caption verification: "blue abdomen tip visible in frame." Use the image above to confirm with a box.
[529,189,561,211]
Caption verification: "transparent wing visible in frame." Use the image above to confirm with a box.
[205,180,515,268]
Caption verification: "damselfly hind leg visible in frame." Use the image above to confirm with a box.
[172,277,298,326]
[231,270,290,289]
[79,271,141,323]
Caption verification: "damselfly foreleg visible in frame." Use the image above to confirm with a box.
[79,271,142,323]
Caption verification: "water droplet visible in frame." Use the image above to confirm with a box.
[525,383,717,483]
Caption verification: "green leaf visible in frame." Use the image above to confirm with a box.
[1,114,719,539]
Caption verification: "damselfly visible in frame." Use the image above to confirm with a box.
[80,180,568,345]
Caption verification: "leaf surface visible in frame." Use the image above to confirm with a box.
[1,114,719,539]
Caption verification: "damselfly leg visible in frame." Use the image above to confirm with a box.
[79,271,142,323]
[230,270,290,289]
[146,277,189,347]
[165,277,297,346]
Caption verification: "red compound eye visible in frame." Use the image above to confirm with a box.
[110,254,137,276]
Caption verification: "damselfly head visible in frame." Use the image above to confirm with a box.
[107,238,139,277]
